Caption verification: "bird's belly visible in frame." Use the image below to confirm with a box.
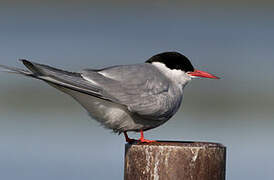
[50,84,150,132]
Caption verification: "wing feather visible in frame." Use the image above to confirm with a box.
[2,60,173,120]
[81,64,171,120]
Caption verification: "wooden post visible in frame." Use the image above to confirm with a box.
[124,141,226,180]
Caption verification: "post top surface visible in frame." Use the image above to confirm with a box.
[126,141,225,148]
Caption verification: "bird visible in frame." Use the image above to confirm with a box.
[0,52,219,143]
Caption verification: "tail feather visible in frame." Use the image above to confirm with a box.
[20,59,81,77]
[20,59,41,75]
[0,64,32,75]
[0,59,105,99]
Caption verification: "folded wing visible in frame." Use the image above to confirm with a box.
[82,64,171,120]
[1,60,171,120]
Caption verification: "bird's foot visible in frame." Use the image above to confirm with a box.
[123,130,156,143]
[126,137,136,143]
[138,130,156,143]
[138,137,156,143]
[123,132,136,143]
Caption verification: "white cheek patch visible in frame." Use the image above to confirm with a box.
[152,62,192,85]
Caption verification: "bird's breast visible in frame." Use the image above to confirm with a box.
[158,85,183,121]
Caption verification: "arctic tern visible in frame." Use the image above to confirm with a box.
[0,52,219,142]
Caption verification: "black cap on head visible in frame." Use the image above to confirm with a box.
[146,52,194,72]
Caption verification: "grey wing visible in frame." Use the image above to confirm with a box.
[2,60,171,120]
[82,64,171,120]
[1,60,109,101]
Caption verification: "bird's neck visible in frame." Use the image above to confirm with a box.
[151,62,191,88]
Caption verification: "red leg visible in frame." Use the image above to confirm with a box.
[123,132,135,143]
[139,130,156,143]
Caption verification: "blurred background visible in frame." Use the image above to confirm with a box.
[0,0,273,179]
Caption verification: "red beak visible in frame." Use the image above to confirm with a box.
[187,69,219,79]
